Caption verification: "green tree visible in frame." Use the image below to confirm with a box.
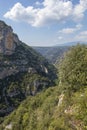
[59,44,87,92]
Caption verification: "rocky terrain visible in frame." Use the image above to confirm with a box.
[0,21,57,117]
[0,21,19,55]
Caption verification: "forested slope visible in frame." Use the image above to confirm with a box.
[1,44,87,130]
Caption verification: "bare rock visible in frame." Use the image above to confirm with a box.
[0,20,20,55]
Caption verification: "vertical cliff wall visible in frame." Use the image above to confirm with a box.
[0,21,20,55]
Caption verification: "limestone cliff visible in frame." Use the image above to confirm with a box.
[0,20,57,117]
[0,20,20,55]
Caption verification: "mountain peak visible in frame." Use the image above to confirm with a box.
[0,20,20,55]
[0,20,8,27]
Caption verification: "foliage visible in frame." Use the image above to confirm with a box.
[0,42,57,117]
[1,85,87,130]
[0,44,87,130]
[59,44,87,92]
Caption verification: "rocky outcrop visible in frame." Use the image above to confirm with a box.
[5,124,12,130]
[0,20,57,80]
[58,94,64,107]
[0,20,57,117]
[0,20,20,55]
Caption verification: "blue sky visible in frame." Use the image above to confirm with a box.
[0,0,87,46]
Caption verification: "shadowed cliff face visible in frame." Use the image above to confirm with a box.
[0,20,57,117]
[0,20,57,80]
[0,21,20,55]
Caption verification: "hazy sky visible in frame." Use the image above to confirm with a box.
[0,0,87,46]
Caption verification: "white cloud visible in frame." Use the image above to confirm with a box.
[73,0,87,21]
[80,31,87,35]
[4,3,38,25]
[35,1,42,6]
[76,23,83,29]
[76,31,87,41]
[59,28,76,34]
[58,36,63,40]
[4,0,87,27]
[58,24,82,34]
[77,31,87,39]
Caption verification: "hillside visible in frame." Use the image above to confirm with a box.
[1,86,87,130]
[33,46,68,64]
[0,21,57,117]
[0,44,87,130]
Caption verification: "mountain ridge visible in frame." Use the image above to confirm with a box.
[0,20,57,117]
[55,41,87,46]
[33,46,69,64]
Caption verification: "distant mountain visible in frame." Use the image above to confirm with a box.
[33,46,69,64]
[55,41,87,46]
[0,20,57,117]
[33,41,87,64]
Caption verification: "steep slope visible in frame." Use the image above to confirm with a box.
[58,44,87,91]
[1,44,87,130]
[1,85,87,130]
[0,20,57,117]
[33,46,68,64]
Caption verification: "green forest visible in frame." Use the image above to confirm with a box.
[0,44,87,130]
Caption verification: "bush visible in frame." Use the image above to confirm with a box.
[59,44,87,92]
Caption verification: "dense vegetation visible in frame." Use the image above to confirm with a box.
[59,44,87,92]
[1,86,87,130]
[0,20,58,122]
[0,44,87,130]
[0,43,57,117]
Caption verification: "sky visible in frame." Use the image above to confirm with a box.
[0,0,87,46]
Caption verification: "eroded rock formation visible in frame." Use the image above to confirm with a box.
[0,20,20,55]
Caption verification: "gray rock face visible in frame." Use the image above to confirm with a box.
[0,20,57,80]
[0,20,20,55]
[0,20,57,117]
